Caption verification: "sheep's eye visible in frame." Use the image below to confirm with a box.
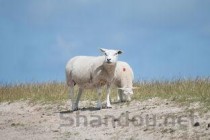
[114,53,118,56]
[105,53,108,56]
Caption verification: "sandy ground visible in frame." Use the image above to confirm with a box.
[0,98,210,140]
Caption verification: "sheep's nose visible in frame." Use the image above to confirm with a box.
[107,58,111,62]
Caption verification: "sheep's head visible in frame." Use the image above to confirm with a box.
[118,87,134,95]
[100,48,122,64]
[118,87,133,102]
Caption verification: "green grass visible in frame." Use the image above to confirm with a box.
[0,78,210,109]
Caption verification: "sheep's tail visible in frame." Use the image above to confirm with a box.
[66,71,76,87]
[65,66,76,87]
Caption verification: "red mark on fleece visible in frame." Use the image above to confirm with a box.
[123,68,126,72]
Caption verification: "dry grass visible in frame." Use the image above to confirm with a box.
[133,78,210,110]
[0,82,68,103]
[1,78,210,109]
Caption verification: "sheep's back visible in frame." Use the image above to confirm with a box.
[114,61,134,87]
[66,56,105,86]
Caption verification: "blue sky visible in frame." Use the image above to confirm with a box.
[0,0,210,83]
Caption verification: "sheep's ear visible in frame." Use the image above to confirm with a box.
[100,48,107,53]
[117,50,123,54]
[118,87,128,91]
[132,87,140,89]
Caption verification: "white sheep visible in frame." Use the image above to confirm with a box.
[114,61,134,102]
[65,48,122,111]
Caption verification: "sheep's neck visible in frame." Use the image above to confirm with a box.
[103,63,116,77]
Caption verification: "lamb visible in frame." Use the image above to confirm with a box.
[65,48,122,111]
[114,61,134,102]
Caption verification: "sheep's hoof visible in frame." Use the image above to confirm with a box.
[72,107,79,111]
[106,106,112,109]
[97,103,102,110]
[96,106,102,110]
[121,99,130,102]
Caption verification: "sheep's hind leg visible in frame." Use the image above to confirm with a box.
[69,85,76,111]
[69,80,77,111]
[75,88,83,110]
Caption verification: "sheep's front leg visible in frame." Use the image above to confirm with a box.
[97,88,102,109]
[106,85,112,108]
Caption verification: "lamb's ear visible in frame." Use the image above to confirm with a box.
[117,50,123,54]
[100,48,107,53]
[130,90,134,95]
[132,87,140,89]
[118,87,129,91]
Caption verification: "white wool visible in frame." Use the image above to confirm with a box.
[66,56,115,88]
[65,48,122,110]
[114,61,134,102]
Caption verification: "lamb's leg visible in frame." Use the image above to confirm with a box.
[97,88,102,109]
[117,89,123,102]
[75,88,83,110]
[106,85,112,108]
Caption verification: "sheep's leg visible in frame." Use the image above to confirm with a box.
[69,85,76,111]
[117,89,123,102]
[97,88,102,109]
[106,85,112,108]
[117,90,120,101]
[75,88,83,110]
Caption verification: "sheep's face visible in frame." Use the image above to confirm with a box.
[118,87,133,95]
[100,48,122,64]
[119,87,133,101]
[122,88,134,95]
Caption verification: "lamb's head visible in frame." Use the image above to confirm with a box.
[119,87,134,95]
[100,48,123,64]
[118,87,133,102]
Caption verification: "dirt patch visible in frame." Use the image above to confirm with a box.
[0,98,210,140]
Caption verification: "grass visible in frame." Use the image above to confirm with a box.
[0,82,68,103]
[0,78,210,109]
[133,78,210,110]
